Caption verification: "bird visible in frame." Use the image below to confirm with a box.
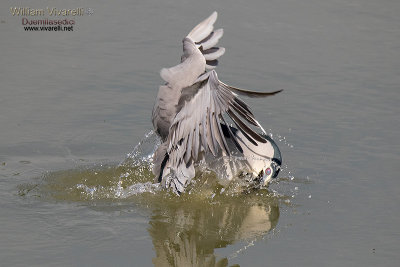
[151,12,282,194]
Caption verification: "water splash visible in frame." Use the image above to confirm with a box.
[18,131,162,201]
[267,128,295,149]
[18,130,300,204]
[121,130,160,167]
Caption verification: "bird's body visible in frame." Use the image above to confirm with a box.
[151,12,282,194]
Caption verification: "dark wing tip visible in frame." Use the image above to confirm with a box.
[221,82,284,98]
[272,89,284,94]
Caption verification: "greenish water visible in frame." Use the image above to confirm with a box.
[1,0,400,266]
[16,133,288,266]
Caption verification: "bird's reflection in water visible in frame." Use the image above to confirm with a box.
[147,180,279,267]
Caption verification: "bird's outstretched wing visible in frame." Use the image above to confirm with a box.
[152,12,224,140]
[186,11,225,70]
[159,11,224,88]
[161,71,281,193]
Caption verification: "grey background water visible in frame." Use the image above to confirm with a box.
[1,0,399,266]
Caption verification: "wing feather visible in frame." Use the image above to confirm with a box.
[207,106,217,155]
[193,123,200,160]
[199,29,224,50]
[187,12,217,42]
[227,109,266,143]
[206,60,219,70]
[221,82,283,98]
[203,47,226,61]
[200,111,208,154]
[185,129,193,162]
[185,12,225,71]
[166,70,268,170]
